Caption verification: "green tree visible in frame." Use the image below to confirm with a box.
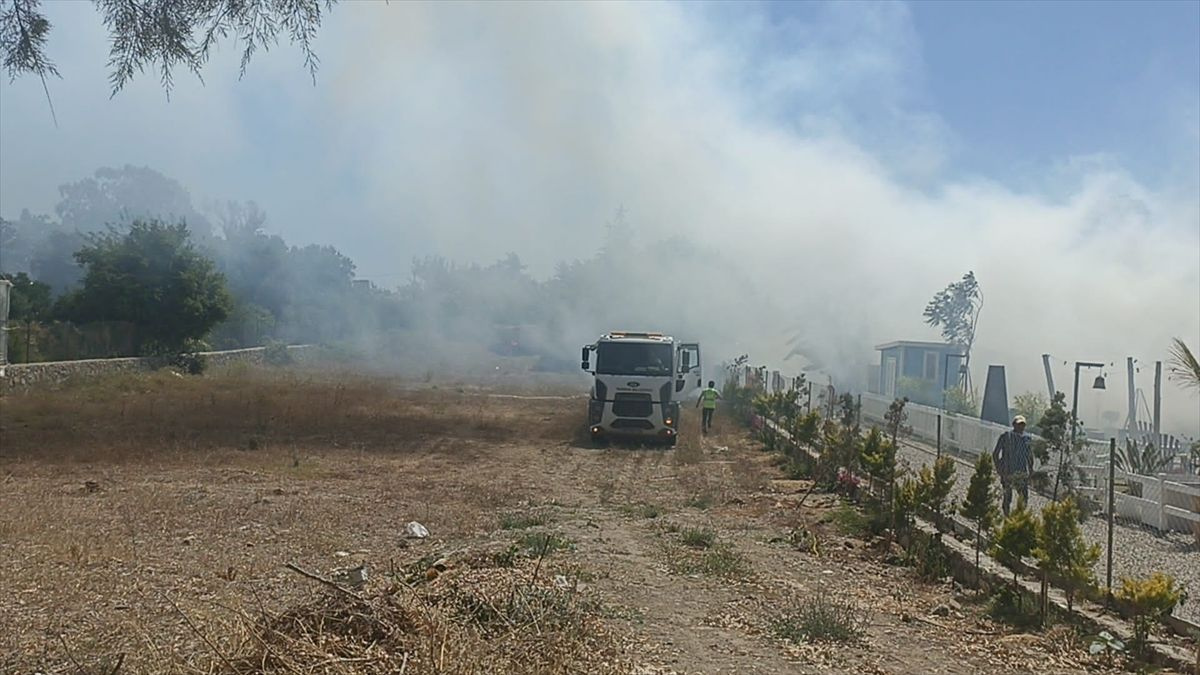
[943,386,980,416]
[923,271,983,385]
[1035,497,1100,612]
[59,220,231,353]
[1,0,335,98]
[884,397,908,447]
[1040,391,1081,500]
[915,456,957,529]
[860,427,896,494]
[0,272,53,320]
[990,501,1038,597]
[960,453,999,574]
[1011,391,1048,430]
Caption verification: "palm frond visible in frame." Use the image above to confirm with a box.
[1167,338,1200,392]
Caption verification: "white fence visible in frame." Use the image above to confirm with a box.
[860,392,1200,536]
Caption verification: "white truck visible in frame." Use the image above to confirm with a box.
[581,332,701,446]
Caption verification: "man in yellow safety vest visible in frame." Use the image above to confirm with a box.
[696,380,722,434]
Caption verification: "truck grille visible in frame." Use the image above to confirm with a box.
[612,393,652,417]
[611,419,654,430]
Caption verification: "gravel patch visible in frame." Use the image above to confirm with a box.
[891,436,1199,624]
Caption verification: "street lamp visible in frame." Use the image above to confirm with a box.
[1053,360,1107,500]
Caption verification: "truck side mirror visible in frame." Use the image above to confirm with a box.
[581,347,590,371]
[581,361,589,370]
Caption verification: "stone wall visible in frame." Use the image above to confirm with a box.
[0,345,314,394]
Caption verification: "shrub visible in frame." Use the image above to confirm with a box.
[680,528,716,549]
[499,511,551,530]
[170,351,207,375]
[988,585,1041,629]
[1116,572,1187,657]
[960,453,999,575]
[263,339,294,366]
[990,501,1038,591]
[829,504,871,538]
[915,456,957,527]
[904,530,952,582]
[771,596,867,644]
[1035,497,1099,611]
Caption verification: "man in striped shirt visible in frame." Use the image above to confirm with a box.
[993,415,1033,515]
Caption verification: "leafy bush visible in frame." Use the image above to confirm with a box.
[988,585,1041,628]
[829,504,871,538]
[1116,572,1187,657]
[263,339,294,366]
[904,530,952,582]
[170,351,207,375]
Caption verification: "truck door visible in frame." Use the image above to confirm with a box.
[676,343,701,393]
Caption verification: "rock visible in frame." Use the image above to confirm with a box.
[931,603,951,617]
[405,521,430,539]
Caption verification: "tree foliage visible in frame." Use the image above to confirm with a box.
[1167,337,1200,392]
[990,500,1038,588]
[2,0,336,96]
[1011,391,1047,430]
[1035,497,1100,611]
[58,220,231,353]
[923,271,982,374]
[1116,572,1187,657]
[0,271,52,320]
[915,456,957,526]
[960,453,999,573]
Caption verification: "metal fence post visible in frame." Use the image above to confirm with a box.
[1157,475,1167,531]
[1106,438,1115,607]
[936,414,942,460]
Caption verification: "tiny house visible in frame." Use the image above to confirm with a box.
[875,340,965,408]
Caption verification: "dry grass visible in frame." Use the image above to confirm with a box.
[208,554,626,674]
[0,367,1121,674]
[0,367,582,462]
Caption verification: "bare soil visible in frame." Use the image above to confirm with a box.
[0,368,1134,673]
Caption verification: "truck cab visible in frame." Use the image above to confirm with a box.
[581,332,701,445]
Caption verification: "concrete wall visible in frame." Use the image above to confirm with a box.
[0,345,314,394]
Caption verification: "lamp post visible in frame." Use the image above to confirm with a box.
[1053,360,1106,501]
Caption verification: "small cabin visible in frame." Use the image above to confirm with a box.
[875,340,964,408]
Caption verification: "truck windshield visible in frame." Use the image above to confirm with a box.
[595,342,673,376]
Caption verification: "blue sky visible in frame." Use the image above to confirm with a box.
[908,0,1199,186]
[750,0,1200,191]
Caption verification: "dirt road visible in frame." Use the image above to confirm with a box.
[0,370,1120,673]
